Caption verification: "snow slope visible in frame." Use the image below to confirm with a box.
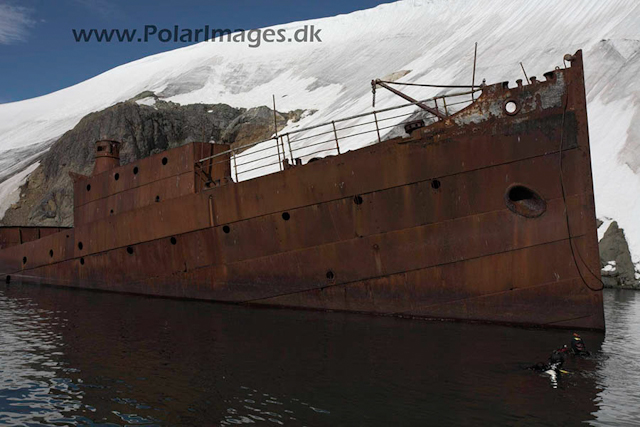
[0,162,39,219]
[0,0,639,266]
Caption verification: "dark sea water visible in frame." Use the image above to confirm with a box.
[0,284,638,427]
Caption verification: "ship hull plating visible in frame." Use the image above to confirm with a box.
[0,51,605,330]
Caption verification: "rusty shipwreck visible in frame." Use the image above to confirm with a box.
[0,51,605,330]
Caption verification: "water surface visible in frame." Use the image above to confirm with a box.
[0,284,638,426]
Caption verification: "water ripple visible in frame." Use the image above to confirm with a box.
[0,290,85,425]
[0,284,639,425]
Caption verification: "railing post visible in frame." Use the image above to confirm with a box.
[286,134,294,161]
[373,111,381,143]
[332,121,341,155]
[280,136,287,163]
[232,149,239,182]
[275,137,282,171]
[472,42,478,102]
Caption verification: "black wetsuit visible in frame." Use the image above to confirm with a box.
[571,335,590,356]
[529,347,568,372]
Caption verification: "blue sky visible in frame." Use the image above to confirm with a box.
[0,0,391,104]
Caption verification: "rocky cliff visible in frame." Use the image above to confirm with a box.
[600,221,640,289]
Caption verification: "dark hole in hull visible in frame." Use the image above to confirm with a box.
[505,185,547,218]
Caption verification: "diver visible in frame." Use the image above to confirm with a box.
[528,345,569,373]
[570,333,590,356]
[528,345,569,388]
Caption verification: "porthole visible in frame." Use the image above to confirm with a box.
[155,195,160,203]
[282,212,290,221]
[326,270,335,280]
[5,275,10,284]
[170,237,177,245]
[114,173,120,181]
[49,249,53,258]
[504,99,520,115]
[126,246,134,255]
[78,242,83,250]
[86,184,91,192]
[505,184,547,218]
[110,209,114,214]
[353,195,363,205]
[80,257,85,265]
[431,179,441,190]
[162,157,168,166]
[133,166,139,175]
[222,225,230,234]
[22,256,27,265]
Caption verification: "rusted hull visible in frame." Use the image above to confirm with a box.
[0,51,604,330]
[0,227,70,250]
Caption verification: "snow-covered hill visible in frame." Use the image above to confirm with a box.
[0,0,639,269]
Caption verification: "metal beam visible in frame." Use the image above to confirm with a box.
[372,79,445,120]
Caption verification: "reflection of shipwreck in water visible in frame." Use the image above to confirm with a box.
[0,50,604,330]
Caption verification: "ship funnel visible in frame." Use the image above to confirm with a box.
[93,140,121,175]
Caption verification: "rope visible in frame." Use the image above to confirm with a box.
[377,80,480,89]
[558,92,605,292]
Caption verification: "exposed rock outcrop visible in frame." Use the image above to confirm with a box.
[599,221,640,289]
[221,106,305,149]
[1,100,303,227]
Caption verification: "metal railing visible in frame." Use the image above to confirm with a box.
[197,87,482,183]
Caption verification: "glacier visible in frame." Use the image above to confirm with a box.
[0,0,639,267]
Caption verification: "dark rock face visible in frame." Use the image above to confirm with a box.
[221,106,304,149]
[599,221,640,289]
[1,100,301,227]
